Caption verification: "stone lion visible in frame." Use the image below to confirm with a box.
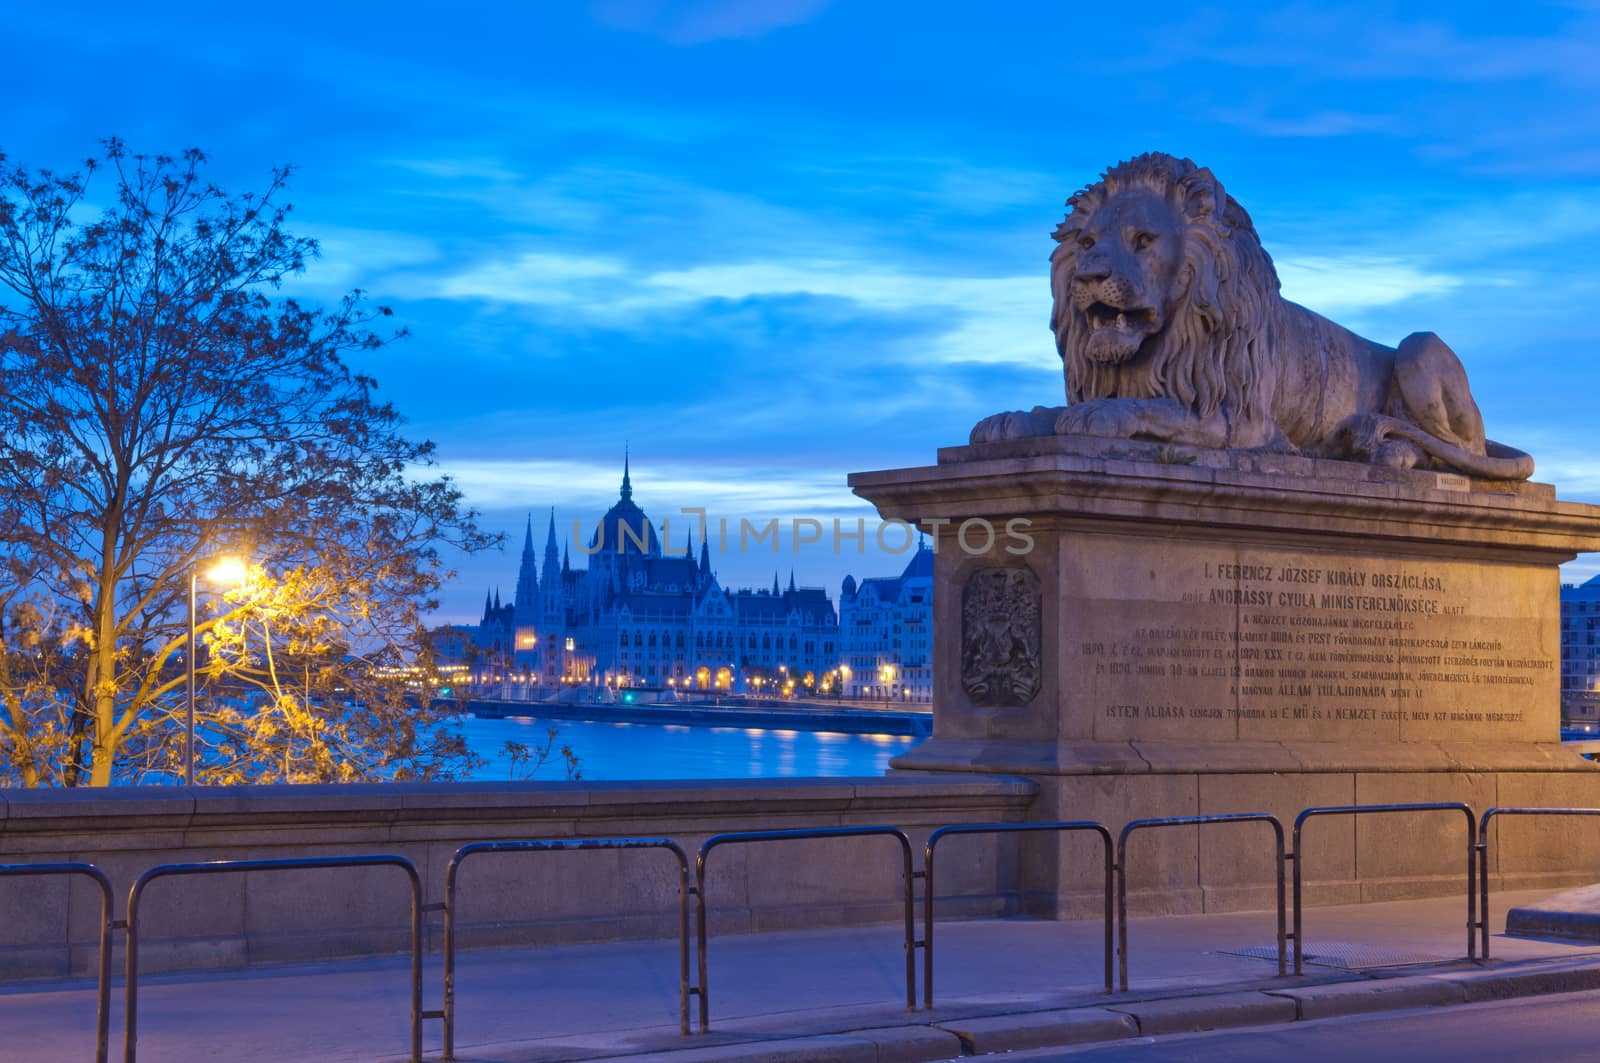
[970,153,1534,480]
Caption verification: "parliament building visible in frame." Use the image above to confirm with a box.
[467,458,841,697]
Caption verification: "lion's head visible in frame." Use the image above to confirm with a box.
[1050,153,1286,432]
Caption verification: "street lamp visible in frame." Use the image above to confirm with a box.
[187,556,248,786]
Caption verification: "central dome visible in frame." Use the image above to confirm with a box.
[589,453,660,556]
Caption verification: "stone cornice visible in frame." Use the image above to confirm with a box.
[851,437,1600,560]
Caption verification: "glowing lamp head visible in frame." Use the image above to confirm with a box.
[206,556,249,586]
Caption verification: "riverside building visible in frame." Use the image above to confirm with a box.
[838,544,934,703]
[1561,573,1600,726]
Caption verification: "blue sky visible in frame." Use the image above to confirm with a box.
[5,1,1600,620]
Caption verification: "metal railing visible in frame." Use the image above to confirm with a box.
[0,862,115,1063]
[122,855,425,1063]
[1291,803,1476,974]
[21,799,1600,1054]
[1117,813,1286,991]
[922,821,1113,1003]
[694,825,915,1032]
[1476,806,1600,959]
[441,837,692,1058]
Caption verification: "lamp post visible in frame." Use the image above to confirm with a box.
[186,557,248,785]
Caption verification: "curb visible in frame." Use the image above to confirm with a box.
[937,1008,1138,1054]
[1105,990,1297,1036]
[395,956,1600,1062]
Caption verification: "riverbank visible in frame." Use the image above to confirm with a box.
[453,696,933,737]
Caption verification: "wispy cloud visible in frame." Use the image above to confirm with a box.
[590,0,831,44]
[1208,106,1394,138]
[433,252,627,305]
[1130,4,1600,87]
[425,245,1478,367]
[438,455,868,518]
[422,253,1051,366]
[1274,255,1463,316]
[286,226,441,293]
[388,157,524,183]
[1506,434,1600,505]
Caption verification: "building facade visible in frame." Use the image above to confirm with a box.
[1561,574,1600,726]
[838,544,934,703]
[465,459,841,698]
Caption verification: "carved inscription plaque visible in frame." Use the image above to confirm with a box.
[962,567,1042,707]
[1068,541,1556,744]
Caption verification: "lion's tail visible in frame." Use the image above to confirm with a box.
[1480,439,1537,481]
[1414,432,1536,482]
[1343,414,1537,481]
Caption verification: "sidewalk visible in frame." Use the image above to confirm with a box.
[4,888,1598,1062]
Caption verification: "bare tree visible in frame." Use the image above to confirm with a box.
[0,140,495,786]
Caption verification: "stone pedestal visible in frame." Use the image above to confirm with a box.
[851,436,1600,916]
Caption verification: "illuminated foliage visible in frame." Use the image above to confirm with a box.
[0,141,496,786]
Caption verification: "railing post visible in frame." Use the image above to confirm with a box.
[1466,824,1477,963]
[695,847,711,1033]
[1479,822,1492,960]
[1116,829,1129,992]
[1292,829,1305,975]
[1272,818,1286,977]
[922,839,936,1008]
[443,852,459,1061]
[405,862,423,1063]
[1100,827,1114,994]
[900,838,915,1013]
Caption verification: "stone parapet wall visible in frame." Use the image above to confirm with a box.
[0,775,1035,982]
[1019,769,1600,921]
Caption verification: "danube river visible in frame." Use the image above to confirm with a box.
[459,712,916,780]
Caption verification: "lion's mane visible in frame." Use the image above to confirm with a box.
[1049,154,1289,442]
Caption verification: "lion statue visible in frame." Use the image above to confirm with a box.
[970,152,1534,481]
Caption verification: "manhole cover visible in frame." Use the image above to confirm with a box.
[1221,941,1450,969]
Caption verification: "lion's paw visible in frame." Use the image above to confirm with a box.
[1333,413,1402,462]
[1055,401,1132,439]
[969,407,1060,444]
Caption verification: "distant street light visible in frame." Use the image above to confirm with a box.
[186,556,248,785]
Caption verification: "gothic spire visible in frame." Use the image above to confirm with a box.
[514,514,539,611]
[788,569,796,594]
[620,444,632,502]
[541,507,560,580]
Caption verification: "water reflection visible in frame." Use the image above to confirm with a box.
[461,714,916,780]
